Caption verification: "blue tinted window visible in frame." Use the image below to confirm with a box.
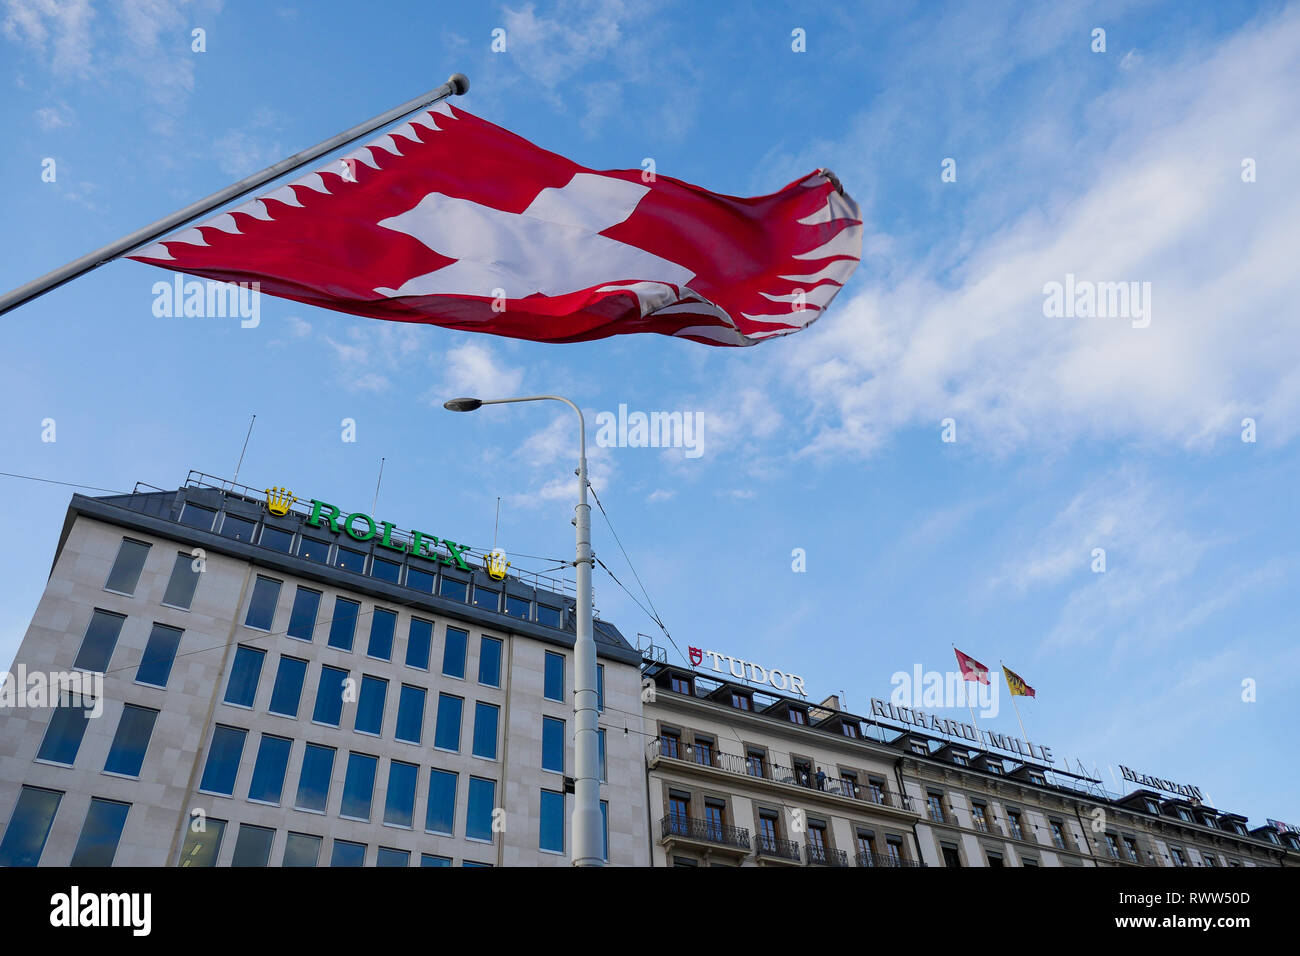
[282,832,321,867]
[244,576,281,630]
[479,637,502,687]
[599,728,607,782]
[178,818,225,867]
[70,798,130,866]
[179,503,216,531]
[440,577,468,602]
[268,656,308,717]
[105,538,150,594]
[434,694,462,751]
[504,595,531,619]
[327,597,359,650]
[286,587,320,641]
[601,800,609,861]
[136,623,183,687]
[161,552,201,609]
[377,846,409,867]
[421,853,451,867]
[340,752,378,821]
[542,716,564,773]
[426,769,457,835]
[443,627,467,679]
[472,702,499,760]
[406,619,432,669]
[37,705,91,765]
[467,777,496,842]
[299,537,331,563]
[231,824,275,867]
[336,547,366,573]
[198,724,246,794]
[312,666,348,726]
[104,704,159,777]
[540,790,565,852]
[537,604,561,628]
[472,587,498,611]
[367,608,396,660]
[224,645,265,707]
[406,566,434,594]
[73,609,125,672]
[597,663,605,712]
[247,734,292,804]
[371,557,400,584]
[220,514,256,541]
[330,840,366,866]
[259,526,294,552]
[295,744,335,812]
[395,685,426,744]
[544,652,564,702]
[355,676,387,735]
[0,787,62,866]
[384,760,419,828]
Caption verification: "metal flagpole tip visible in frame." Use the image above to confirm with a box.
[447,73,470,95]
[443,397,482,412]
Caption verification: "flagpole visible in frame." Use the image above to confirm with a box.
[953,644,985,747]
[1002,662,1033,749]
[0,73,470,317]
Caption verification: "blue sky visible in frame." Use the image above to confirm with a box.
[2,0,1297,826]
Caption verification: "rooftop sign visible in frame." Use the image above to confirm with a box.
[1119,765,1203,801]
[305,498,473,572]
[870,698,1056,764]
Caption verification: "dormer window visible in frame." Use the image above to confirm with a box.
[841,723,858,738]
[985,761,1002,774]
[910,741,927,755]
[731,692,751,711]
[952,754,967,766]
[788,708,807,725]
[1028,772,1045,785]
[1146,800,1161,814]
[1176,808,1192,822]
[671,675,692,695]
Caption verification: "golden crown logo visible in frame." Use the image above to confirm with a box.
[265,486,297,517]
[485,548,510,581]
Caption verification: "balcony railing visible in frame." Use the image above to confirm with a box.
[857,851,925,868]
[661,814,751,851]
[805,844,850,867]
[647,738,914,811]
[756,836,801,862]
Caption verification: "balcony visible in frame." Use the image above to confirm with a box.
[755,836,802,864]
[857,851,925,868]
[805,844,850,867]
[660,814,751,859]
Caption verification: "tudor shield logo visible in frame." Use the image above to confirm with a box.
[689,646,703,666]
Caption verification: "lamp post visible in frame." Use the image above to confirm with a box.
[443,395,602,867]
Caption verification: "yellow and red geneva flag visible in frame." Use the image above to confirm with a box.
[1003,665,1036,698]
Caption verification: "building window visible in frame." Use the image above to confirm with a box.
[311,665,349,727]
[542,716,565,773]
[104,704,159,778]
[927,792,946,823]
[1104,833,1121,858]
[479,637,503,687]
[217,513,254,542]
[371,557,401,585]
[326,597,359,651]
[340,752,378,821]
[1007,810,1024,840]
[198,724,246,794]
[985,760,1003,774]
[231,824,275,867]
[788,708,807,725]
[759,812,781,852]
[426,769,457,835]
[376,847,409,867]
[247,734,292,804]
[867,777,888,805]
[73,609,126,673]
[367,608,396,660]
[70,798,130,866]
[857,829,877,864]
[36,703,92,766]
[1023,857,1039,867]
[330,840,366,867]
[421,854,452,867]
[598,728,607,782]
[841,771,859,798]
[1050,819,1067,848]
[135,623,183,688]
[807,821,828,861]
[354,675,388,736]
[952,753,967,765]
[1177,808,1192,822]
[536,603,561,628]
[886,836,904,865]
[466,777,496,842]
[395,685,426,744]
[161,552,201,610]
[299,536,331,563]
[472,586,498,611]
[544,651,565,701]
[223,645,265,707]
[104,538,151,594]
[268,655,309,718]
[406,566,435,594]
[970,803,989,831]
[440,576,468,602]
[259,526,294,553]
[286,587,320,641]
[668,794,690,835]
[179,502,216,531]
[294,744,336,813]
[1027,771,1046,785]
[282,832,321,867]
[244,576,281,631]
[504,594,531,619]
[405,618,432,670]
[910,741,927,755]
[1203,853,1217,867]
[443,626,468,679]
[732,692,751,711]
[472,702,500,760]
[435,694,463,751]
[842,722,858,738]
[661,730,681,760]
[705,800,727,842]
[597,663,605,712]
[336,547,366,574]
[941,843,962,868]
[1171,847,1188,867]
[693,734,715,767]
[746,747,766,778]
[383,760,419,828]
[540,789,565,852]
[0,786,62,866]
[987,849,1004,866]
[1145,799,1161,814]
[601,800,610,862]
[1123,836,1140,861]
[670,675,692,695]
[178,818,225,867]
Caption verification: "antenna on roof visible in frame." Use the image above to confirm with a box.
[232,414,255,485]
[493,496,501,550]
[371,457,385,514]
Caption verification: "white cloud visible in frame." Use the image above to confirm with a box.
[435,340,525,400]
[647,488,674,502]
[34,102,72,129]
[3,0,96,79]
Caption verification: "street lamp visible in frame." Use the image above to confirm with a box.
[442,395,602,867]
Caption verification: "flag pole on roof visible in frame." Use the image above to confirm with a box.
[0,73,471,317]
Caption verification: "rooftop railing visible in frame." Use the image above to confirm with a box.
[660,814,751,852]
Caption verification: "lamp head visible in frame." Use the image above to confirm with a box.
[443,397,483,412]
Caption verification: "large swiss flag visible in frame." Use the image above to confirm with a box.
[129,103,861,347]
